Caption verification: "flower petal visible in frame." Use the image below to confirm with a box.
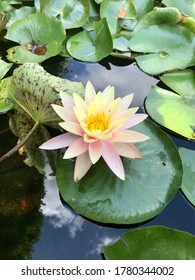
[39,133,79,150]
[59,121,83,136]
[74,152,92,182]
[64,138,88,159]
[60,91,74,109]
[112,142,143,159]
[85,81,96,104]
[89,141,102,164]
[121,114,148,129]
[74,106,88,124]
[118,93,134,112]
[73,93,88,113]
[102,141,125,180]
[52,104,77,122]
[111,130,150,143]
[113,107,138,122]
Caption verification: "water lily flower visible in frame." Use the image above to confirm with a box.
[40,81,149,182]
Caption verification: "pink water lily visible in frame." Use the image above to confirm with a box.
[40,81,149,182]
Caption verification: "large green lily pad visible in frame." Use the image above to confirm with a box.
[5,13,65,63]
[179,148,195,207]
[8,63,84,128]
[67,18,113,62]
[39,0,90,29]
[162,0,195,19]
[56,120,182,224]
[130,24,195,75]
[145,70,195,139]
[103,226,195,259]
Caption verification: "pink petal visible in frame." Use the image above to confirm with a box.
[112,142,143,159]
[52,104,77,122]
[60,91,74,109]
[121,114,148,129]
[74,152,92,182]
[111,130,149,143]
[39,133,79,150]
[89,141,103,164]
[59,121,83,136]
[113,107,138,122]
[64,138,88,159]
[102,141,125,180]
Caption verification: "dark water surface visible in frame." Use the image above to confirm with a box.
[0,58,195,260]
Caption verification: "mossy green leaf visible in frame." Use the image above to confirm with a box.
[103,226,195,259]
[56,121,182,224]
[145,70,195,139]
[179,148,195,206]
[8,63,84,127]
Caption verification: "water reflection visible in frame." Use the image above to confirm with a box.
[41,164,85,238]
[44,57,158,107]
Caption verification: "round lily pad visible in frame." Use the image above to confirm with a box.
[162,0,195,19]
[56,120,182,224]
[145,70,195,140]
[67,18,113,62]
[179,147,195,206]
[129,24,195,75]
[0,77,14,113]
[103,226,195,259]
[39,0,90,29]
[100,0,136,35]
[5,13,65,63]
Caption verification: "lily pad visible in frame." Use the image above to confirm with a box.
[129,24,195,75]
[5,13,65,63]
[145,70,195,139]
[0,59,12,80]
[134,7,183,32]
[100,0,136,35]
[8,63,84,128]
[132,0,154,19]
[179,148,195,206]
[103,226,195,259]
[66,18,113,62]
[39,0,90,29]
[6,6,36,28]
[162,0,195,19]
[56,120,182,224]
[0,77,14,113]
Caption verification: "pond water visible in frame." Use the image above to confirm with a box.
[0,57,195,260]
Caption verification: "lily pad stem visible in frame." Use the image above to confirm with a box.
[0,121,39,164]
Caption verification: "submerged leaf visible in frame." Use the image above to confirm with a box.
[103,226,195,259]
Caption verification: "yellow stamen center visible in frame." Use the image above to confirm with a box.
[87,112,110,132]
